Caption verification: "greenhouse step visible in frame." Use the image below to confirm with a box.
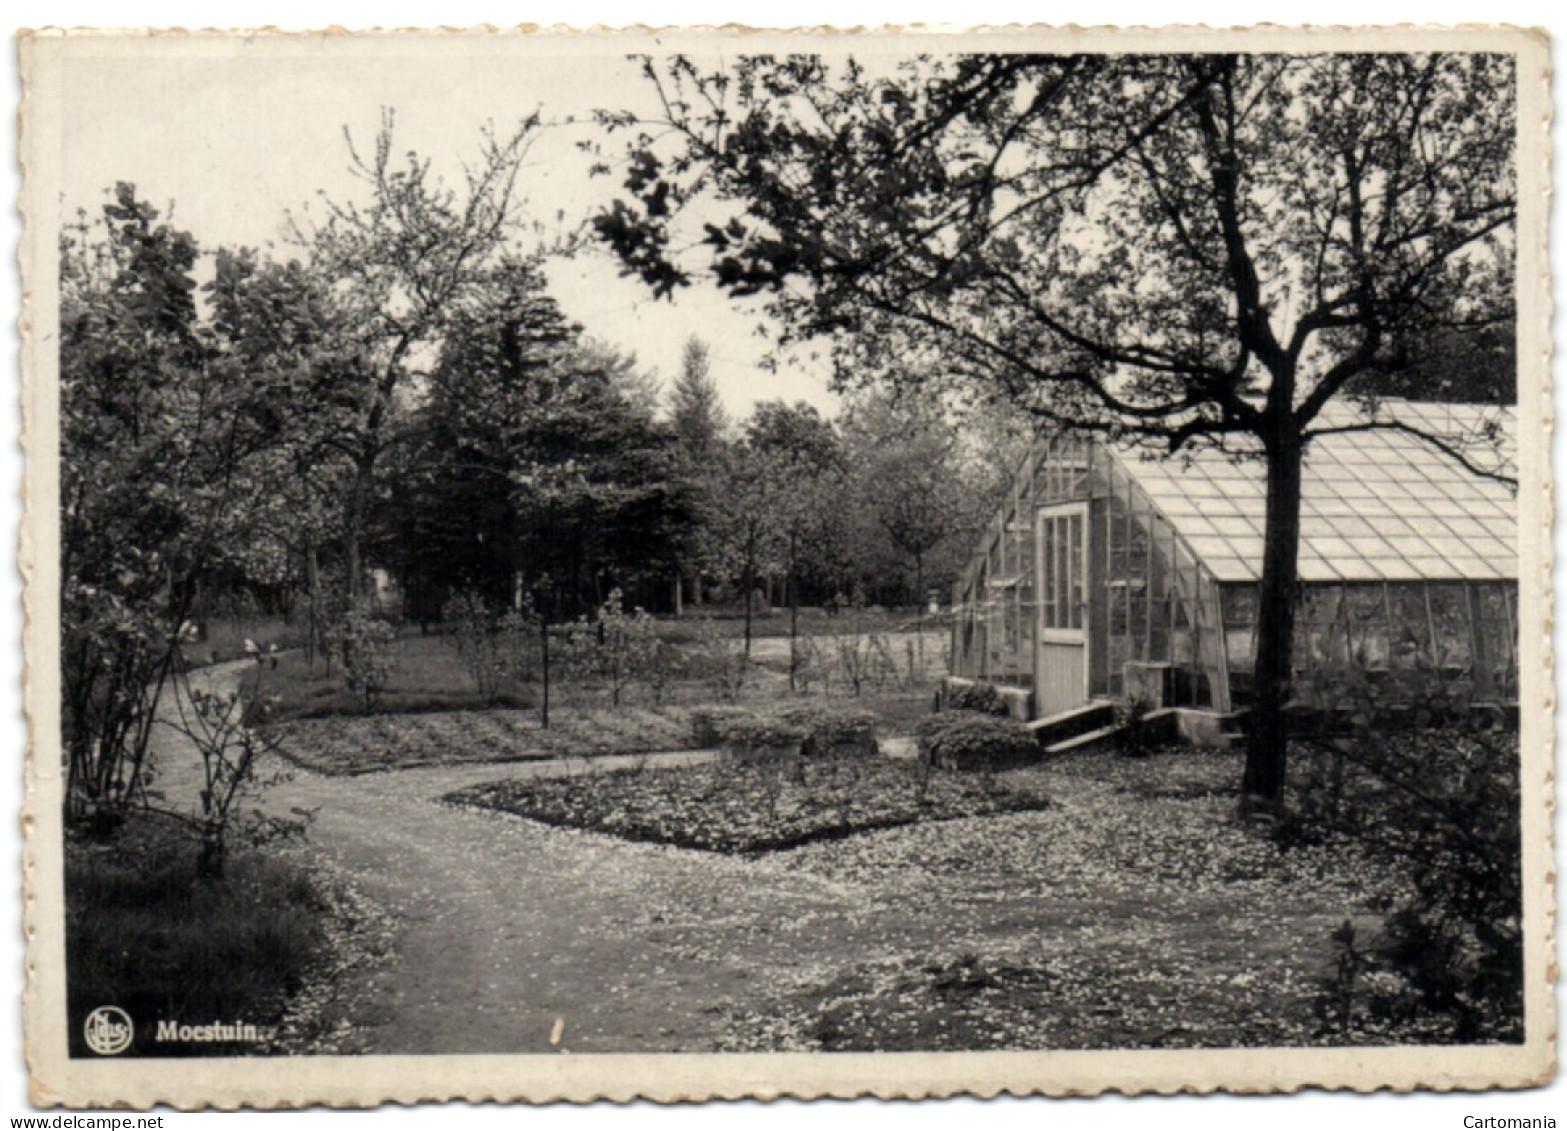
[1027,700,1116,748]
[1044,724,1123,757]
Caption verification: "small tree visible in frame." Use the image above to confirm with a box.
[335,604,396,712]
[702,443,783,657]
[443,590,512,706]
[743,400,848,688]
[844,393,969,613]
[670,335,729,458]
[292,109,540,599]
[833,604,898,697]
[688,617,748,701]
[669,335,730,611]
[595,589,659,708]
[164,669,310,878]
[60,186,309,829]
[1286,722,1522,1041]
[498,603,542,685]
[555,615,600,709]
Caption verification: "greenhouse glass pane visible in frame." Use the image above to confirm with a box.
[1110,402,1514,585]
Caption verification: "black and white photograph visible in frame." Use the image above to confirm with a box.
[15,19,1555,1109]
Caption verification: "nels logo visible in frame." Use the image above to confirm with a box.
[83,1006,134,1056]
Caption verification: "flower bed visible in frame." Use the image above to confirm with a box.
[446,760,1049,854]
[264,707,694,775]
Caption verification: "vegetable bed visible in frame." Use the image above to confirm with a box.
[446,759,1050,854]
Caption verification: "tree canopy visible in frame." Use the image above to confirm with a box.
[60,186,311,818]
[289,109,541,597]
[401,259,696,619]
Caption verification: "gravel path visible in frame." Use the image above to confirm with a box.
[151,663,1394,1054]
[159,664,882,1054]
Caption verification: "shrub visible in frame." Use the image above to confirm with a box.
[689,705,753,747]
[1286,726,1523,1042]
[65,827,326,1057]
[945,680,1011,717]
[166,668,310,877]
[698,703,879,758]
[719,717,809,749]
[916,711,1038,772]
[777,702,879,758]
[1111,694,1163,759]
[555,590,661,707]
[595,589,659,707]
[333,604,396,712]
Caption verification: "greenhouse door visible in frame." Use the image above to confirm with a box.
[1035,502,1089,716]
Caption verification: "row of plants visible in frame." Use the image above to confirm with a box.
[791,623,932,698]
[437,588,935,713]
[439,588,747,712]
[258,587,951,725]
[691,701,881,759]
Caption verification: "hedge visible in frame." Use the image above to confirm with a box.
[693,702,880,758]
[944,680,1012,717]
[916,711,1039,771]
[777,703,879,757]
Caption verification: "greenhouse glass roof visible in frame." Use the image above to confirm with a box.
[1117,401,1517,584]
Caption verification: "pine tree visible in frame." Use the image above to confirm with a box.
[669,336,728,458]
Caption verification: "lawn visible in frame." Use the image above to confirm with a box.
[702,747,1433,1051]
[659,603,940,642]
[446,758,1051,854]
[181,614,310,668]
[242,632,534,721]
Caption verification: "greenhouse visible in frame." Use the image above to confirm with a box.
[948,400,1518,728]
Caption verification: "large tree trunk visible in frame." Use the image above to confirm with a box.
[1242,431,1305,812]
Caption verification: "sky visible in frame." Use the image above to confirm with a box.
[53,40,841,421]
